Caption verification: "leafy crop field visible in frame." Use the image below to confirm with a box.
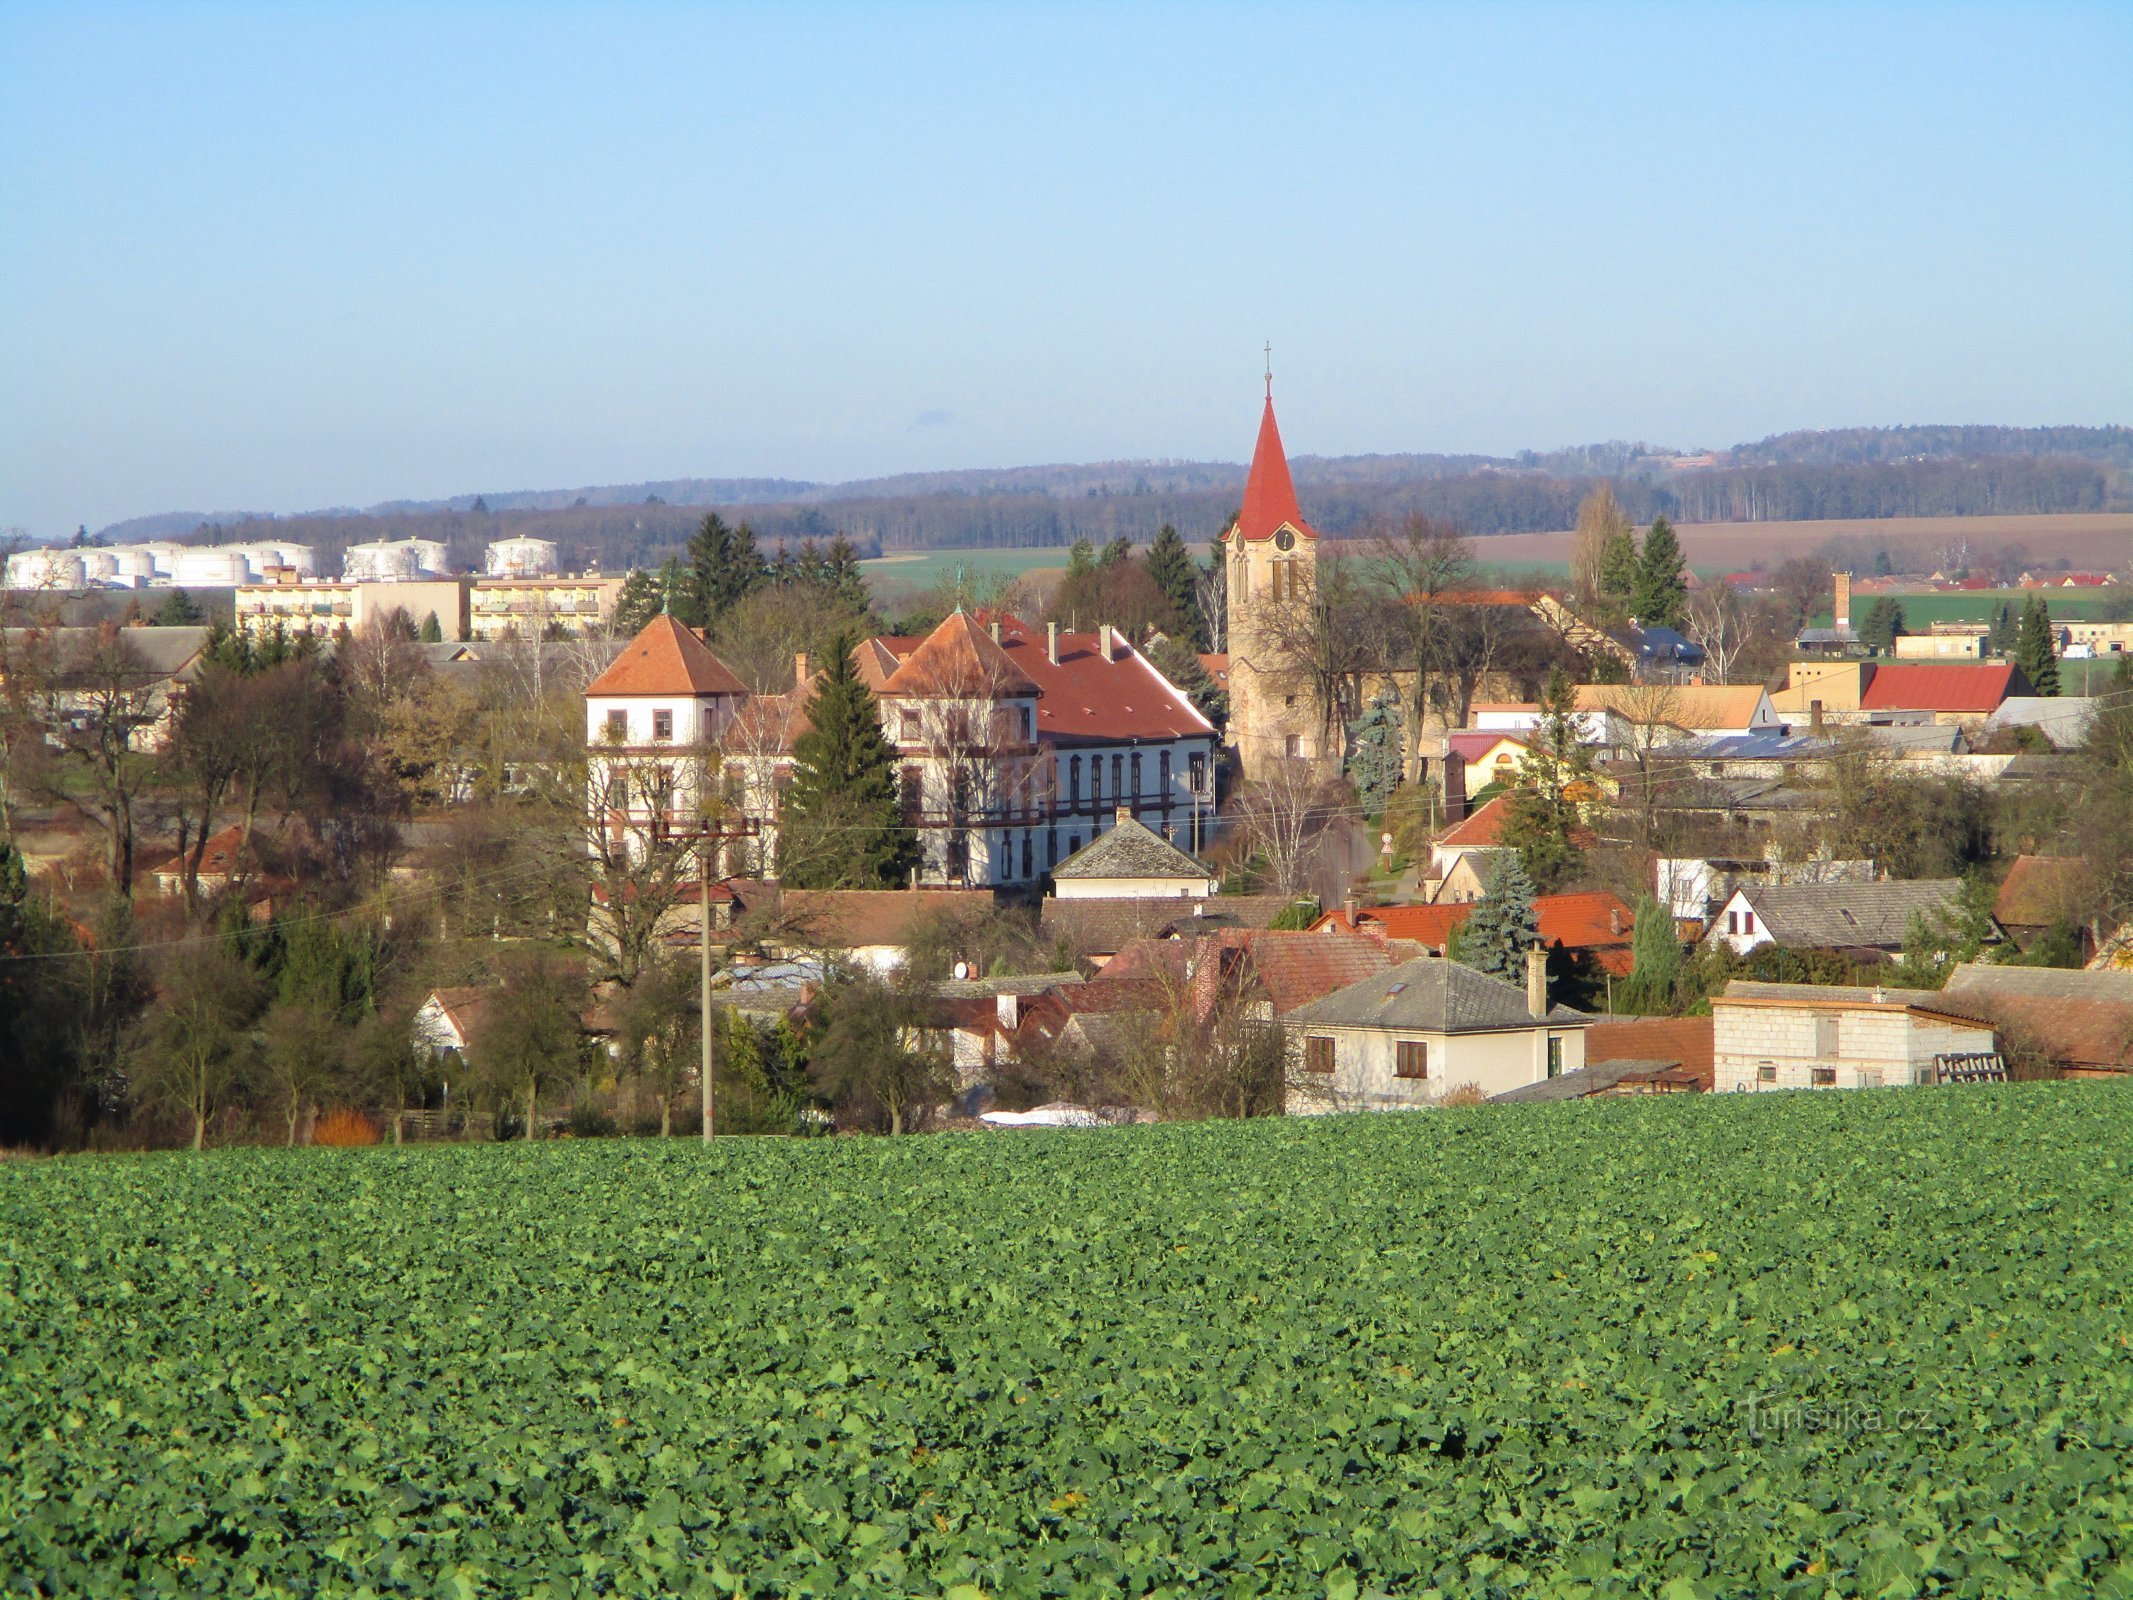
[5,1089,2132,1597]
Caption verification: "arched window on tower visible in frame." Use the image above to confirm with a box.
[1232,547,1250,603]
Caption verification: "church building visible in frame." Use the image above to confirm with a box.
[1222,383,1328,779]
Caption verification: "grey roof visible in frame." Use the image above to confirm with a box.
[1718,978,1996,1023]
[1492,1059,1691,1103]
[1985,697,2099,745]
[8,625,210,683]
[932,972,1085,999]
[1944,963,2133,1003]
[1286,955,1589,1034]
[1678,732,1835,761]
[1856,722,1966,754]
[1041,894,1299,954]
[1732,879,1966,950]
[1796,627,1860,645]
[1052,815,1211,881]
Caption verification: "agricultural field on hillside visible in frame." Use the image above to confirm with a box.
[5,1090,2132,1597]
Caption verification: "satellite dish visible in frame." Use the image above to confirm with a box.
[952,961,971,981]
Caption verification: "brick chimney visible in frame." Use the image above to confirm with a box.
[1833,571,1853,632]
[794,652,810,688]
[1047,621,1059,665]
[1115,804,1132,826]
[1526,944,1548,1019]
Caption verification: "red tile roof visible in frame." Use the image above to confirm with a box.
[586,615,749,697]
[1436,794,1512,850]
[1446,731,1530,764]
[881,612,1039,698]
[1310,891,1638,975]
[1104,929,1415,1016]
[993,616,1214,743]
[1232,394,1317,543]
[1993,856,2090,928]
[147,823,247,881]
[777,889,997,950]
[1858,662,2030,714]
[1583,1016,1716,1089]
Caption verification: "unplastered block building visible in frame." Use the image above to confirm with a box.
[1711,980,1997,1092]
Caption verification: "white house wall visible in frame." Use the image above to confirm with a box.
[1712,1002,1995,1092]
[1289,1023,1586,1113]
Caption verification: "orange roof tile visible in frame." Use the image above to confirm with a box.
[586,615,748,697]
[881,613,1039,698]
[1584,1016,1715,1089]
[1310,892,1637,974]
[1858,662,2030,714]
[1435,794,1512,850]
[1993,856,2090,929]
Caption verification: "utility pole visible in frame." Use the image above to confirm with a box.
[664,816,758,1145]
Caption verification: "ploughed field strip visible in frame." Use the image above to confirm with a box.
[4,1090,2131,1597]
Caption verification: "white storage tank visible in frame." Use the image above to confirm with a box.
[173,548,246,587]
[81,550,120,580]
[272,543,318,576]
[136,543,185,579]
[108,548,160,581]
[402,539,450,576]
[5,548,88,590]
[345,542,420,582]
[485,537,559,577]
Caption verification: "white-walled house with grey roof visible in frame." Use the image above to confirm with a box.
[1284,951,1592,1112]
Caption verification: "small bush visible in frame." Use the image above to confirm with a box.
[313,1108,381,1147]
[566,1105,617,1138]
[1437,1083,1488,1108]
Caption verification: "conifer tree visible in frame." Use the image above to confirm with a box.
[2015,595,2061,696]
[1345,691,1403,817]
[776,634,917,889]
[418,611,444,643]
[611,569,663,637]
[1987,602,2018,658]
[684,513,764,631]
[1614,895,1681,1014]
[1630,517,1687,629]
[1145,523,1201,644]
[1501,666,1594,889]
[1453,852,1539,983]
[824,533,872,616]
[1065,539,1096,580]
[153,589,203,626]
[1597,521,1640,608]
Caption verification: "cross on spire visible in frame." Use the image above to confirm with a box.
[1263,340,1273,397]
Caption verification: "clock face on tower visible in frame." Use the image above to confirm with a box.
[1274,528,1295,551]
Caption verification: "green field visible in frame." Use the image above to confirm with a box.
[6,1090,2133,1596]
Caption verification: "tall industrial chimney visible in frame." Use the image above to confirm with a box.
[1833,571,1853,633]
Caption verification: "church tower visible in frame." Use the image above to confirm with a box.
[1221,378,1323,778]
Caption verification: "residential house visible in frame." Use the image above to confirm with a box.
[1704,879,1974,962]
[1310,891,1639,982]
[1773,661,2033,730]
[583,615,751,864]
[1038,893,1298,969]
[1711,980,1999,1091]
[1286,949,1591,1111]
[467,575,624,640]
[6,624,210,751]
[1424,794,1512,900]
[770,888,998,976]
[415,986,493,1059]
[1991,856,2092,955]
[1655,853,1875,925]
[1051,810,1217,899]
[1573,684,1784,746]
[1982,698,2099,750]
[1941,963,2133,1076]
[1442,731,1532,795]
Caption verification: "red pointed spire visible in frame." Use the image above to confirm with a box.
[1235,392,1316,542]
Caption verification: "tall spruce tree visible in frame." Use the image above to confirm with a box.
[1597,521,1640,609]
[823,533,872,616]
[1987,602,2018,658]
[1453,852,1540,983]
[1145,523,1201,644]
[612,569,663,636]
[684,513,765,631]
[1346,692,1403,817]
[1630,517,1687,628]
[2015,595,2061,696]
[776,634,917,889]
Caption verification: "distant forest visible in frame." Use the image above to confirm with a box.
[94,424,2131,572]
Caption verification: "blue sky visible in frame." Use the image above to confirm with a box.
[2,0,2128,536]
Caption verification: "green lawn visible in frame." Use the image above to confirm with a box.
[6,1086,2132,1596]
